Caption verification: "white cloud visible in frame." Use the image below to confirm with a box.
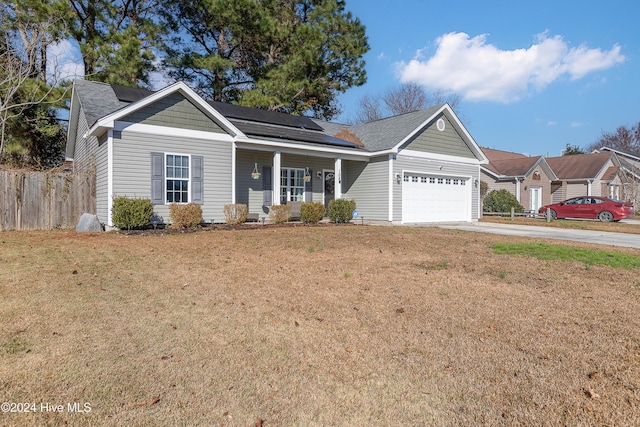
[547,121,558,126]
[396,32,625,103]
[570,121,583,128]
[47,39,84,84]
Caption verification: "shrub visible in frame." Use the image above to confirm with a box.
[300,202,326,224]
[328,199,356,223]
[169,203,203,229]
[483,189,524,213]
[269,204,291,224]
[223,204,248,225]
[111,197,154,230]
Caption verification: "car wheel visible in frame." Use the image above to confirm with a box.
[598,211,614,222]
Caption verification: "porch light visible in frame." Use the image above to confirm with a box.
[251,162,261,180]
[303,167,311,182]
[396,173,402,184]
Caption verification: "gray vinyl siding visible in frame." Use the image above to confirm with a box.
[112,126,233,224]
[393,154,480,221]
[343,156,389,221]
[95,141,109,224]
[235,150,277,216]
[122,93,228,134]
[72,105,99,172]
[404,114,476,159]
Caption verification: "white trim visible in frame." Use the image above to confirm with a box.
[235,138,368,161]
[436,118,446,131]
[400,149,482,165]
[389,154,394,221]
[231,143,236,204]
[107,131,114,227]
[515,178,522,202]
[334,158,342,200]
[165,152,192,204]
[113,121,235,142]
[273,151,281,205]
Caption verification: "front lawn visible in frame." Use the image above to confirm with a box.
[1,226,639,425]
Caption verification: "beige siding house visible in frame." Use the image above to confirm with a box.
[481,148,557,212]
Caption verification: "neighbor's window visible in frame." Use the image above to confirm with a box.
[166,154,189,203]
[280,168,305,203]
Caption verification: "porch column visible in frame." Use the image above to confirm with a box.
[587,179,593,196]
[515,178,522,202]
[273,151,281,205]
[334,157,342,199]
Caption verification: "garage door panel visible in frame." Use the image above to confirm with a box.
[402,174,469,222]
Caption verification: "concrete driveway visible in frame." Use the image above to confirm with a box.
[437,220,640,249]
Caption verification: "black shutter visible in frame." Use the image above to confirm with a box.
[191,155,203,204]
[263,165,272,207]
[151,152,164,205]
[305,169,312,202]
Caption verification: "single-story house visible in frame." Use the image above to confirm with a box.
[481,148,557,212]
[545,151,622,202]
[66,80,488,227]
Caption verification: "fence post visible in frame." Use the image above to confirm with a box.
[546,208,551,223]
[511,207,514,221]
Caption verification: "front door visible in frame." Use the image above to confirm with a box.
[323,170,335,210]
[529,186,542,212]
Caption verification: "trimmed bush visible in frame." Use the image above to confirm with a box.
[169,203,203,229]
[111,197,154,230]
[483,189,524,213]
[269,204,291,224]
[328,199,356,223]
[300,202,326,224]
[223,204,248,225]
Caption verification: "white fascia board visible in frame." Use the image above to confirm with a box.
[390,104,489,164]
[87,81,245,138]
[114,121,235,142]
[235,138,369,161]
[399,149,483,165]
[65,85,80,159]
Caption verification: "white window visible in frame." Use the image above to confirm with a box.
[166,154,190,203]
[280,168,305,202]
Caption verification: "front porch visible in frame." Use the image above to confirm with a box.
[235,148,366,218]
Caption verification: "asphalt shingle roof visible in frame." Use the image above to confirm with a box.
[546,152,614,180]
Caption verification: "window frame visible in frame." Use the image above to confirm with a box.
[280,167,306,203]
[165,153,191,204]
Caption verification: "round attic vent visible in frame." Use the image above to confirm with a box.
[436,118,446,132]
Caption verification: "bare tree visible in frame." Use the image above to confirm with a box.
[0,28,68,160]
[382,82,426,115]
[587,122,640,153]
[354,93,384,123]
[352,83,462,123]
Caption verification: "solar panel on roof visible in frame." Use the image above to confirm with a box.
[233,121,360,149]
[210,101,323,131]
[111,84,154,103]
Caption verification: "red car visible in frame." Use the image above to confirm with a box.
[538,196,634,222]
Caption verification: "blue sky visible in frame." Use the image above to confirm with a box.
[336,0,640,156]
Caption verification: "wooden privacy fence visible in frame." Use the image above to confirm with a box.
[0,169,96,231]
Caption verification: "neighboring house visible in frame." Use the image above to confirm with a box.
[595,147,640,206]
[66,80,488,227]
[481,148,557,212]
[546,152,622,203]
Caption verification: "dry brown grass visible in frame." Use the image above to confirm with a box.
[1,225,640,426]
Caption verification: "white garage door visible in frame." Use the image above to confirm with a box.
[402,173,470,222]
